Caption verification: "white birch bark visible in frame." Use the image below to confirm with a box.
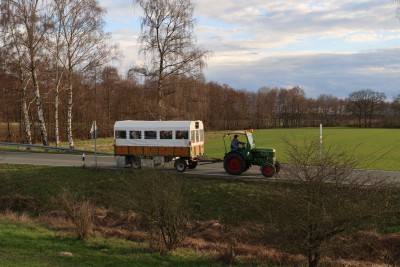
[17,58,32,144]
[20,77,32,144]
[67,74,74,148]
[54,89,60,147]
[31,64,48,146]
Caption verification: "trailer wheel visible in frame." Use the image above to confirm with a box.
[261,163,276,178]
[126,156,141,169]
[224,153,246,175]
[131,158,141,169]
[188,161,198,169]
[174,158,187,172]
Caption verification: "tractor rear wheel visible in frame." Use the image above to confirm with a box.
[261,163,276,178]
[242,163,250,172]
[224,153,246,175]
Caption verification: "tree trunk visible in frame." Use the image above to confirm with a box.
[67,75,74,148]
[32,67,48,146]
[157,78,165,120]
[20,76,32,145]
[54,91,60,147]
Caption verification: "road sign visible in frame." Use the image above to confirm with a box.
[90,121,99,139]
[90,120,99,168]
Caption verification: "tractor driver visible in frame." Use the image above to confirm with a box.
[231,134,245,151]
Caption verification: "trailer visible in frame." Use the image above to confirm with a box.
[113,120,204,172]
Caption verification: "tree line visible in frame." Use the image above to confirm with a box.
[1,62,399,144]
[1,0,399,146]
[0,0,116,147]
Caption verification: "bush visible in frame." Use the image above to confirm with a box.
[133,169,189,253]
[58,189,94,240]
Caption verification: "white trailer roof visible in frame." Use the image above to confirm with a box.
[114,120,203,130]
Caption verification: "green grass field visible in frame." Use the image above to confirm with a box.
[205,128,400,171]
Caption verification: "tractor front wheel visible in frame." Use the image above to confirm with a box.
[224,153,246,175]
[261,163,276,178]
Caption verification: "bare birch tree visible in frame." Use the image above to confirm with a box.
[0,5,32,144]
[1,0,51,145]
[133,0,210,120]
[52,0,116,148]
[45,4,66,147]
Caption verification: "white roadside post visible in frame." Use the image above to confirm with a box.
[319,124,323,159]
[90,121,98,168]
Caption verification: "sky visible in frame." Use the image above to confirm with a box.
[99,0,400,100]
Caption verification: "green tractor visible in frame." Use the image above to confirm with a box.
[223,130,280,177]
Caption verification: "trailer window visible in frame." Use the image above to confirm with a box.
[175,131,188,139]
[195,130,200,142]
[160,130,172,139]
[145,131,157,139]
[200,129,204,141]
[129,130,141,139]
[115,130,126,139]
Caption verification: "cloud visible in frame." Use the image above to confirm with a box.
[99,0,400,100]
[205,48,400,99]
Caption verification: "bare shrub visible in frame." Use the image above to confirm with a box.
[57,189,94,240]
[133,169,189,253]
[264,137,394,267]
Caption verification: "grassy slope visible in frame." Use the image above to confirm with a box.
[0,163,399,266]
[0,164,275,223]
[0,164,276,266]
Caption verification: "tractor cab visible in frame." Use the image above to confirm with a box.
[222,129,280,178]
[223,130,255,155]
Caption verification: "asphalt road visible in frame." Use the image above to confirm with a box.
[1,151,399,181]
[0,151,114,168]
[0,151,269,179]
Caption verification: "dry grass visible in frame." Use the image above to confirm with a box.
[0,210,33,224]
